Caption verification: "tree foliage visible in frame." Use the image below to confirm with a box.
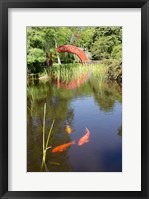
[91,27,122,59]
[27,26,122,74]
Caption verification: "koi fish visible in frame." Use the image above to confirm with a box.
[78,128,90,146]
[52,141,75,153]
[65,124,72,134]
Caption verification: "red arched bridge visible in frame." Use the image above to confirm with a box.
[56,45,88,63]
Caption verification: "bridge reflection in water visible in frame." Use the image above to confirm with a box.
[27,73,122,172]
[53,72,89,90]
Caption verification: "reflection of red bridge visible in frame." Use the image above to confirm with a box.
[53,72,89,90]
[56,45,88,63]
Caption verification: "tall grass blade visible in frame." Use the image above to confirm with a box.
[45,120,55,150]
[41,104,55,171]
[43,103,46,154]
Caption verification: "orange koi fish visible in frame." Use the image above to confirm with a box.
[65,124,72,134]
[78,128,90,146]
[52,141,75,153]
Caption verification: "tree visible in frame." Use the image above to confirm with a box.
[111,44,122,60]
[27,48,46,73]
[27,27,74,72]
[91,27,122,60]
[27,26,122,74]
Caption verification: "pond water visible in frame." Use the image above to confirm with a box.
[27,73,122,172]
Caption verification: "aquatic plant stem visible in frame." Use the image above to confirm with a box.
[45,120,55,150]
[41,151,46,169]
[43,103,46,155]
[41,107,55,171]
[41,103,46,170]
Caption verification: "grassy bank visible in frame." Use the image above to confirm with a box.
[27,60,122,83]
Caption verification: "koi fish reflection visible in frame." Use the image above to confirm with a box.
[78,128,90,146]
[52,141,75,153]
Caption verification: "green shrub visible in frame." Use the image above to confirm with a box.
[27,48,46,73]
[111,44,122,60]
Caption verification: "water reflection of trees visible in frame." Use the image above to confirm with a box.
[27,76,122,171]
[118,126,122,137]
[89,78,122,112]
[27,82,74,171]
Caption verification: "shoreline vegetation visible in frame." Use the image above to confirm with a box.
[27,60,122,83]
[27,27,122,83]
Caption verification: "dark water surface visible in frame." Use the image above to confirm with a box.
[27,74,122,172]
